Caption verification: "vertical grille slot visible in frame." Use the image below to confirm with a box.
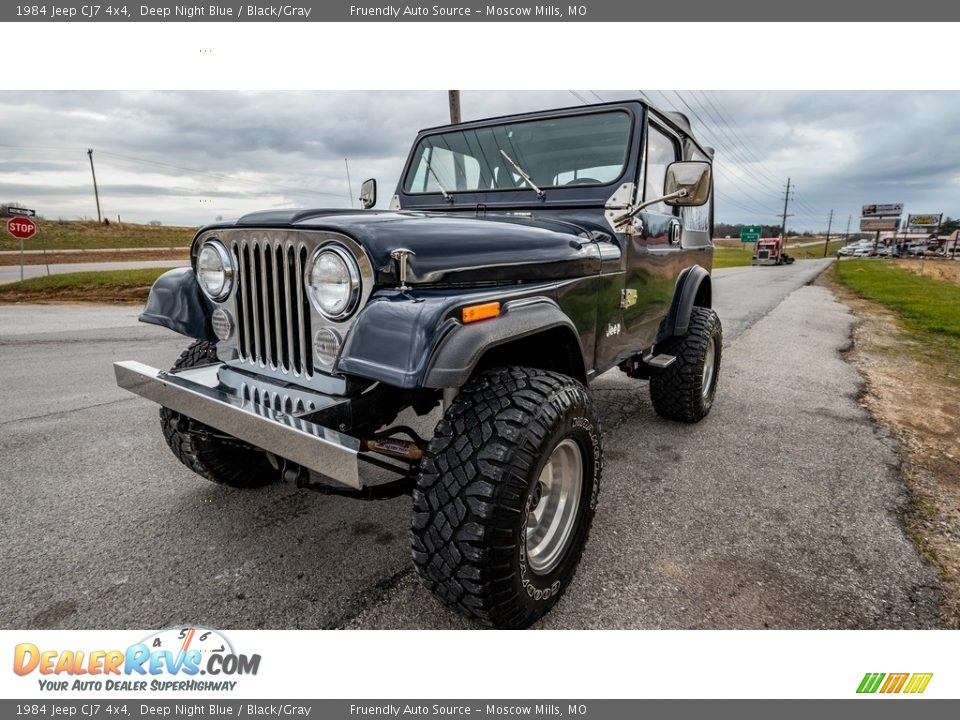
[230,237,313,378]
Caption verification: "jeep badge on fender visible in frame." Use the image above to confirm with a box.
[115,100,722,629]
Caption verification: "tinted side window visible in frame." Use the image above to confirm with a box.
[644,124,679,215]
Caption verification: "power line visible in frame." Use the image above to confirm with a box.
[701,92,785,174]
[694,90,785,188]
[645,90,785,210]
[669,90,784,201]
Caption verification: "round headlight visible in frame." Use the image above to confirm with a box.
[197,240,233,301]
[308,246,361,320]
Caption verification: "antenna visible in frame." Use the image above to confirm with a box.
[344,158,355,208]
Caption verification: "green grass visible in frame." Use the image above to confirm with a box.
[0,219,195,251]
[713,240,846,269]
[0,267,172,302]
[835,260,960,343]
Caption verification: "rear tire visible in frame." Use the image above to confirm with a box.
[411,367,602,629]
[650,307,722,423]
[159,341,280,488]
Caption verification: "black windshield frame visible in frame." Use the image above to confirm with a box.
[401,109,635,197]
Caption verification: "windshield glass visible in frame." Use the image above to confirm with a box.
[402,110,632,195]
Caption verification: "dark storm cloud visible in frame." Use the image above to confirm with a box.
[0,90,957,227]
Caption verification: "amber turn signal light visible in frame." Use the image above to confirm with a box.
[461,302,501,324]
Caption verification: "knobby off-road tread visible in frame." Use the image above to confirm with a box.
[411,367,601,628]
[649,307,722,423]
[159,341,278,488]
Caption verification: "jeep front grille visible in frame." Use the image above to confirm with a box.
[231,239,313,378]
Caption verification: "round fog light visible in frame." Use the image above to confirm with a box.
[211,307,234,340]
[314,328,341,368]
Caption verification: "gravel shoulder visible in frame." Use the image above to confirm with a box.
[824,270,960,628]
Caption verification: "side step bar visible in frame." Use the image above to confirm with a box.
[114,361,361,489]
[643,353,676,369]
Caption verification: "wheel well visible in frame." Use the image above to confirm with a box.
[694,274,712,307]
[470,326,587,385]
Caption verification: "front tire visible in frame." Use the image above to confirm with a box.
[411,367,602,628]
[650,307,723,423]
[159,341,281,488]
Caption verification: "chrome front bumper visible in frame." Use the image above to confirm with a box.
[114,360,361,488]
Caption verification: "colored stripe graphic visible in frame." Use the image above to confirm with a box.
[857,673,885,693]
[880,673,909,693]
[857,672,932,694]
[904,673,933,694]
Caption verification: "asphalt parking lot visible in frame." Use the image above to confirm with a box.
[0,259,941,630]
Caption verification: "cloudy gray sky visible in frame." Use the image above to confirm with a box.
[1,90,958,231]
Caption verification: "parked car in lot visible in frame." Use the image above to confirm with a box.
[838,240,874,257]
[114,100,722,628]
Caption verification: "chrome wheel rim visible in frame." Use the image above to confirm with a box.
[525,438,583,575]
[702,336,716,400]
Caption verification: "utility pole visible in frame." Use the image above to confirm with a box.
[823,209,834,257]
[448,90,462,124]
[780,177,792,239]
[844,214,851,240]
[87,149,102,223]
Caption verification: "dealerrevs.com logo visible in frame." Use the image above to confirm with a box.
[13,626,261,692]
[857,673,933,695]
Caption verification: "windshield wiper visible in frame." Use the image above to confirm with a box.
[499,149,544,199]
[425,158,451,201]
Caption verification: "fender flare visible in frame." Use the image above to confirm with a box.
[658,264,711,341]
[139,267,215,341]
[423,298,584,389]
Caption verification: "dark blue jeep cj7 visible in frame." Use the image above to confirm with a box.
[115,101,721,628]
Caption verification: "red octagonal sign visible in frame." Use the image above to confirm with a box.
[7,215,37,240]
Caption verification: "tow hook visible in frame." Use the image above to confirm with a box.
[360,434,425,462]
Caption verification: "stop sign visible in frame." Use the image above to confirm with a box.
[7,215,37,240]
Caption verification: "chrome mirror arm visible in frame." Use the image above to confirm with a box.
[612,188,688,226]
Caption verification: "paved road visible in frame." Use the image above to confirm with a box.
[0,259,188,285]
[0,260,941,629]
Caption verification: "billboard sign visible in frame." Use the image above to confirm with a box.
[862,203,903,217]
[860,217,900,232]
[907,213,942,227]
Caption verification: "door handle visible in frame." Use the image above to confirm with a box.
[669,222,682,246]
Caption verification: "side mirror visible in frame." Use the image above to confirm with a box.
[663,161,711,207]
[359,178,377,210]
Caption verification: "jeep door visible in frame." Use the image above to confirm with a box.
[622,120,686,350]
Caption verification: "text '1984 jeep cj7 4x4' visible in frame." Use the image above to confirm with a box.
[115,100,721,628]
